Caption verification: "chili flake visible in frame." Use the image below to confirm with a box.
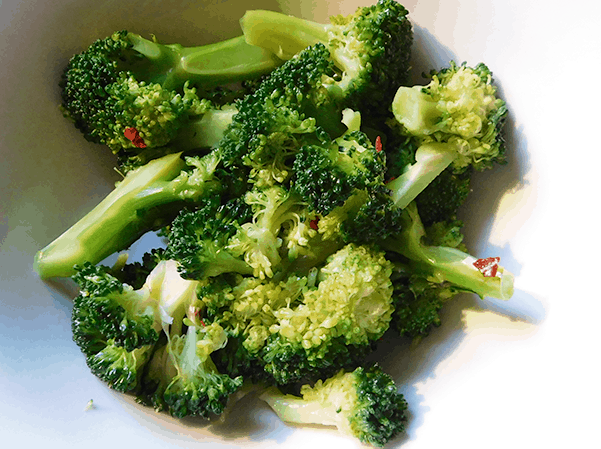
[124,127,147,148]
[375,135,383,153]
[473,257,501,278]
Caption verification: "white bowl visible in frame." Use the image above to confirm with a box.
[1,0,599,447]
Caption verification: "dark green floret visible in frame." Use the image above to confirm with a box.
[71,260,198,393]
[260,364,408,447]
[217,43,338,183]
[165,195,254,280]
[241,0,413,119]
[293,125,387,215]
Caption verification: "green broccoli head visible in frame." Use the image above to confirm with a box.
[241,0,413,117]
[71,262,160,393]
[71,263,161,360]
[218,43,336,182]
[72,259,203,392]
[393,61,507,172]
[293,121,387,215]
[260,244,394,385]
[139,322,243,418]
[166,194,255,280]
[260,364,408,447]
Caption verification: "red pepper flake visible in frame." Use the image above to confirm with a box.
[473,257,501,278]
[309,217,319,230]
[124,127,147,148]
[375,135,383,153]
[199,318,206,327]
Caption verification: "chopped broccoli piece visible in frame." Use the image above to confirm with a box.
[292,110,387,215]
[217,43,337,185]
[382,202,514,300]
[260,244,394,385]
[387,61,508,209]
[60,31,282,154]
[260,364,408,447]
[241,0,413,118]
[34,152,225,279]
[71,259,199,392]
[139,322,243,418]
[165,195,254,280]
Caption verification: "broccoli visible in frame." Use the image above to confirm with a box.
[217,43,339,185]
[60,30,282,154]
[240,0,413,119]
[386,61,508,209]
[138,322,244,419]
[260,244,395,385]
[70,259,199,392]
[227,185,312,279]
[165,195,255,280]
[389,259,463,338]
[34,151,224,279]
[382,202,514,301]
[292,110,388,215]
[260,364,408,447]
[288,109,402,248]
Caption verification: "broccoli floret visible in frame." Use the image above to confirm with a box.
[228,185,310,279]
[109,248,167,289]
[138,322,243,418]
[217,43,338,186]
[34,151,224,279]
[292,110,387,215]
[260,244,394,385]
[382,202,514,300]
[260,364,408,447]
[241,0,413,119]
[165,195,255,280]
[312,186,402,247]
[390,260,462,338]
[387,61,508,209]
[60,31,282,154]
[414,166,472,227]
[71,259,199,392]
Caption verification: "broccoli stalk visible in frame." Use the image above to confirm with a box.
[260,365,407,447]
[34,151,222,279]
[121,33,281,91]
[383,202,514,300]
[387,62,508,209]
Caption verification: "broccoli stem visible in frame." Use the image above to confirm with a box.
[240,11,329,60]
[34,153,213,279]
[170,107,239,151]
[383,203,514,300]
[385,142,456,210]
[260,386,338,426]
[126,33,283,91]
